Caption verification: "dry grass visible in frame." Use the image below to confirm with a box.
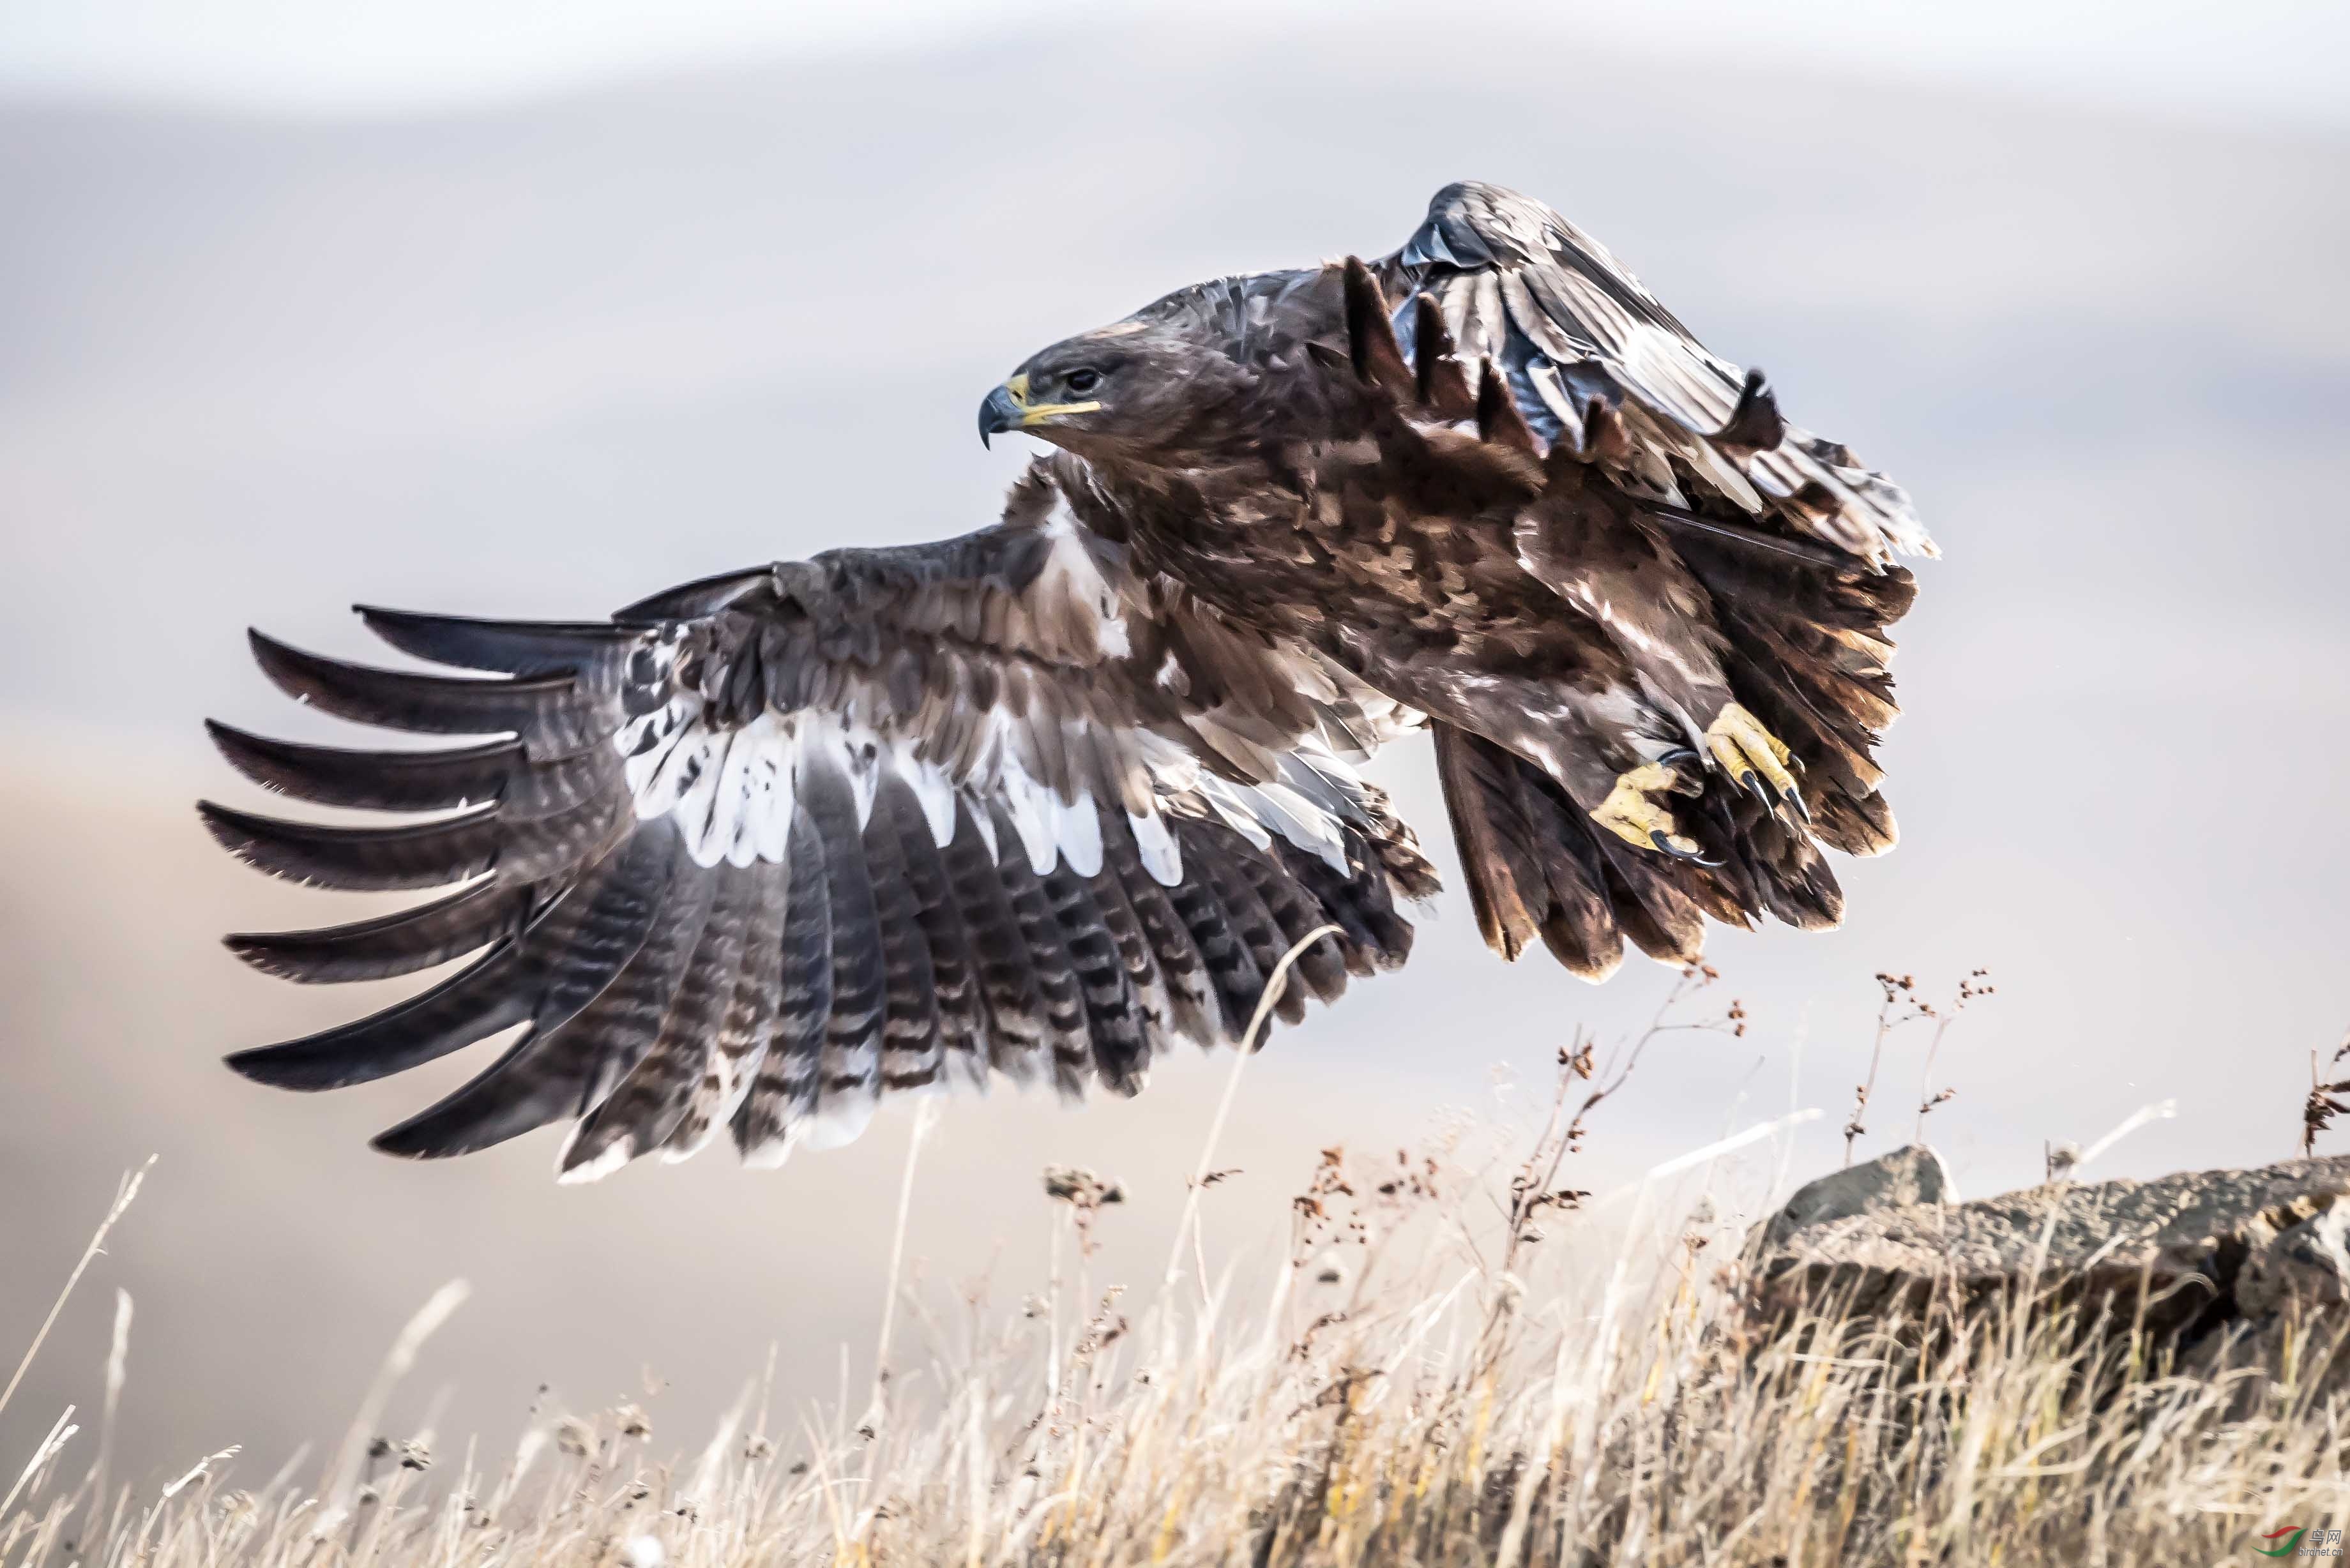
[9,969,2349,1567]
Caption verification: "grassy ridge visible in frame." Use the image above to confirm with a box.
[6,984,2347,1565]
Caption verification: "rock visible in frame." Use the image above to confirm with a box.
[1755,1145,1954,1251]
[2237,1201,2350,1318]
[1748,1152,2350,1339]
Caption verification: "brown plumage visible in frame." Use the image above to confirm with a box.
[983,179,1931,986]
[206,181,1927,1180]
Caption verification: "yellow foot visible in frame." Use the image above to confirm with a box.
[1705,703,1807,821]
[1591,760,1711,861]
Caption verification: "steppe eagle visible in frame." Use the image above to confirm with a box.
[205,182,1931,1178]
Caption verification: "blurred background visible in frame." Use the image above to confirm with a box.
[3,0,2346,1483]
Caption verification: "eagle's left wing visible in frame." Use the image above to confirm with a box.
[1280,185,1925,974]
[1376,180,1933,568]
[204,479,1430,1179]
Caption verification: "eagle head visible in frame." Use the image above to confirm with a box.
[979,313,1253,467]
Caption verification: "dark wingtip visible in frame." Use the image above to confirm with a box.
[613,566,776,622]
[1473,357,1540,455]
[197,797,261,860]
[355,605,625,677]
[1340,255,1411,396]
[220,930,281,976]
[367,1068,540,1160]
[221,940,529,1092]
[1712,367,1787,451]
[1411,294,1474,418]
[367,1123,448,1159]
[202,718,253,773]
[222,1046,291,1088]
[199,797,340,886]
[243,627,322,704]
[222,1041,342,1092]
[204,720,317,801]
[351,604,418,649]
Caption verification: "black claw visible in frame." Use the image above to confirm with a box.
[1648,829,1721,867]
[1740,769,1780,811]
[1784,783,1812,825]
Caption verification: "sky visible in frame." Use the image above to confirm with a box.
[4,0,2349,129]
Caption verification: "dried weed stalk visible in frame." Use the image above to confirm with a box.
[2302,1022,2350,1156]
[1845,967,1994,1164]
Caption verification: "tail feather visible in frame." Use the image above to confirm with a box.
[1592,841,1708,966]
[1436,718,1852,978]
[1812,785,1898,859]
[1434,723,1625,979]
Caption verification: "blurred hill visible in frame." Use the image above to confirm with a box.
[2,18,2346,1482]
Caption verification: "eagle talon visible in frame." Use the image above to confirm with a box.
[1648,830,1722,866]
[1706,704,1803,824]
[1592,760,1706,859]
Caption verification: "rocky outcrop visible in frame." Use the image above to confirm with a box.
[1754,1144,1955,1251]
[1747,1147,2350,1345]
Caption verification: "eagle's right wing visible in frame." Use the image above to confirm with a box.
[204,471,1433,1180]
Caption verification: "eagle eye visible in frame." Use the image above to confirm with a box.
[1065,368,1102,396]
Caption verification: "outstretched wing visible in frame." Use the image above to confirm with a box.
[1376,180,1932,568]
[204,471,1435,1179]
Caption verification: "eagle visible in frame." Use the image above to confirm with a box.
[204,183,1931,1180]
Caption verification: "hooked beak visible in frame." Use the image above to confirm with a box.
[977,373,1101,448]
[978,383,1020,448]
